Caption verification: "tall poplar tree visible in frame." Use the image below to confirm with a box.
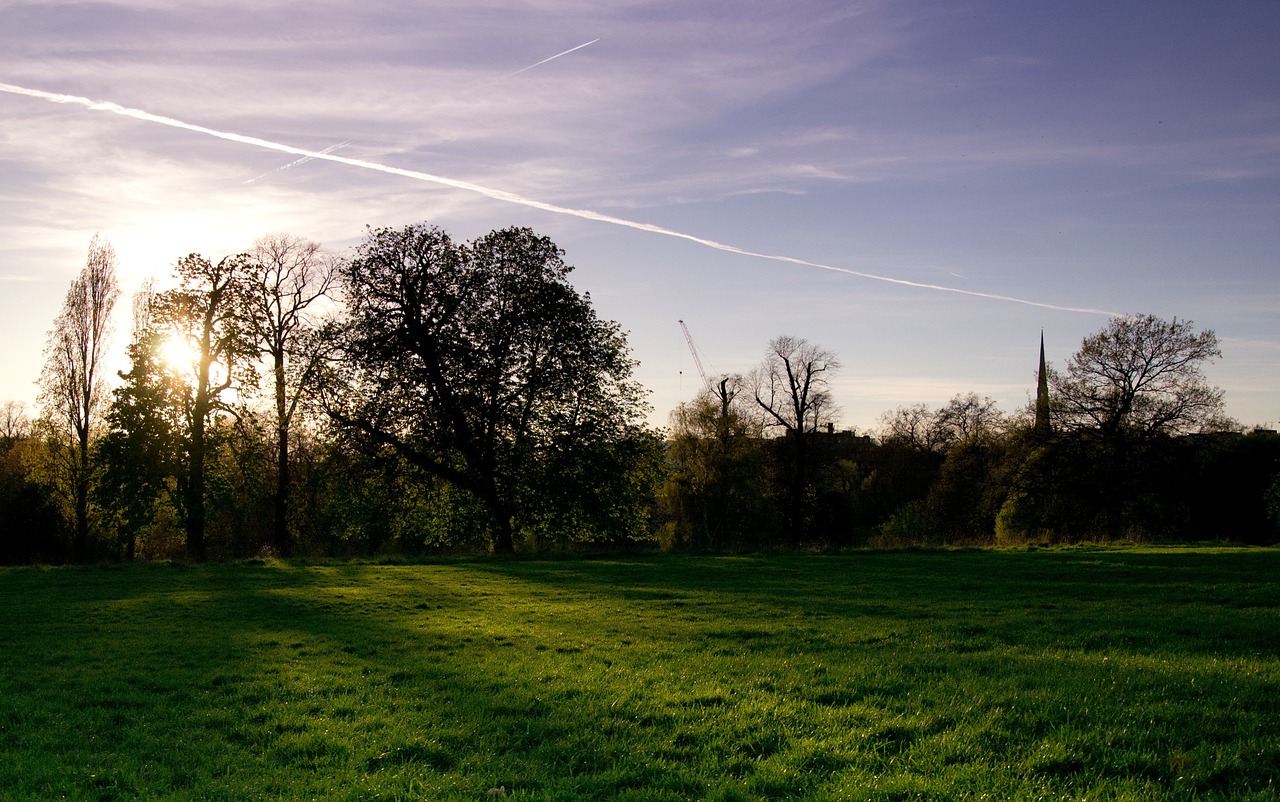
[38,234,119,558]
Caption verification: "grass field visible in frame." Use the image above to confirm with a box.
[0,548,1277,801]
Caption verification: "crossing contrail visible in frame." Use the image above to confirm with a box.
[244,140,351,184]
[243,39,596,184]
[501,38,600,79]
[0,81,1119,316]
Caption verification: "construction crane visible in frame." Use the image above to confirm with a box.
[678,319,712,393]
[678,320,737,420]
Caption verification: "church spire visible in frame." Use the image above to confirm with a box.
[1034,330,1051,437]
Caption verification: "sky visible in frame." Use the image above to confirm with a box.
[1,0,1277,432]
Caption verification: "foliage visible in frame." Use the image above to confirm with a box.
[878,392,1005,454]
[1051,314,1225,442]
[152,253,258,560]
[659,387,776,550]
[1267,472,1280,535]
[873,499,935,547]
[1,550,1277,800]
[11,229,1277,558]
[324,224,651,552]
[925,432,1019,543]
[0,438,66,564]
[94,331,186,560]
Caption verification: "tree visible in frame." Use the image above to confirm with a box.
[37,234,120,559]
[1051,314,1225,443]
[95,283,186,560]
[0,434,66,564]
[880,394,1005,455]
[1,401,30,454]
[238,234,337,555]
[936,393,1005,445]
[878,403,951,453]
[324,224,650,553]
[153,254,256,560]
[659,378,773,549]
[752,335,840,544]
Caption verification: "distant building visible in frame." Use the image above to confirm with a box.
[1034,331,1051,438]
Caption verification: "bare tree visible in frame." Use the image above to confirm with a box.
[753,337,841,433]
[239,234,338,555]
[752,335,840,544]
[936,393,1005,444]
[880,394,1005,454]
[879,403,950,453]
[37,234,120,558]
[1051,314,1225,443]
[1,401,31,454]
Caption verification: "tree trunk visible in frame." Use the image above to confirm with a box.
[492,520,516,554]
[185,411,207,561]
[74,436,90,561]
[273,421,290,556]
[786,432,808,547]
[272,356,291,556]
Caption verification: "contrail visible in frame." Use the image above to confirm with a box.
[500,38,600,80]
[244,140,351,184]
[242,38,599,184]
[0,81,1119,316]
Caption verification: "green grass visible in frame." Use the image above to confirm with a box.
[1,548,1277,800]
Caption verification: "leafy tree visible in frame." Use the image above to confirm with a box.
[37,234,119,558]
[752,336,840,544]
[0,435,66,564]
[1267,472,1280,538]
[96,282,185,559]
[1051,314,1225,443]
[659,379,774,549]
[238,234,338,555]
[96,332,185,560]
[926,430,1020,543]
[324,224,650,553]
[153,254,256,560]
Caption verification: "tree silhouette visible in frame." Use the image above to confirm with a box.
[153,254,255,560]
[37,235,119,559]
[752,335,840,544]
[324,224,649,553]
[1051,314,1225,443]
[238,234,337,555]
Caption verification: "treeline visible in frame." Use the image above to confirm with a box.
[2,226,1278,562]
[660,323,1280,550]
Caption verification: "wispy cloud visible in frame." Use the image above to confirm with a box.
[0,81,1120,317]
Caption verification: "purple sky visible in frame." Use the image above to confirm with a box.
[2,1,1277,430]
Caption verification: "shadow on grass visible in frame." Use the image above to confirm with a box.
[0,549,1277,800]
[469,548,1280,658]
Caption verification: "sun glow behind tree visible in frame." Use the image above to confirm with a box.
[158,334,199,376]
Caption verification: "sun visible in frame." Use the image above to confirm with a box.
[159,334,199,372]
